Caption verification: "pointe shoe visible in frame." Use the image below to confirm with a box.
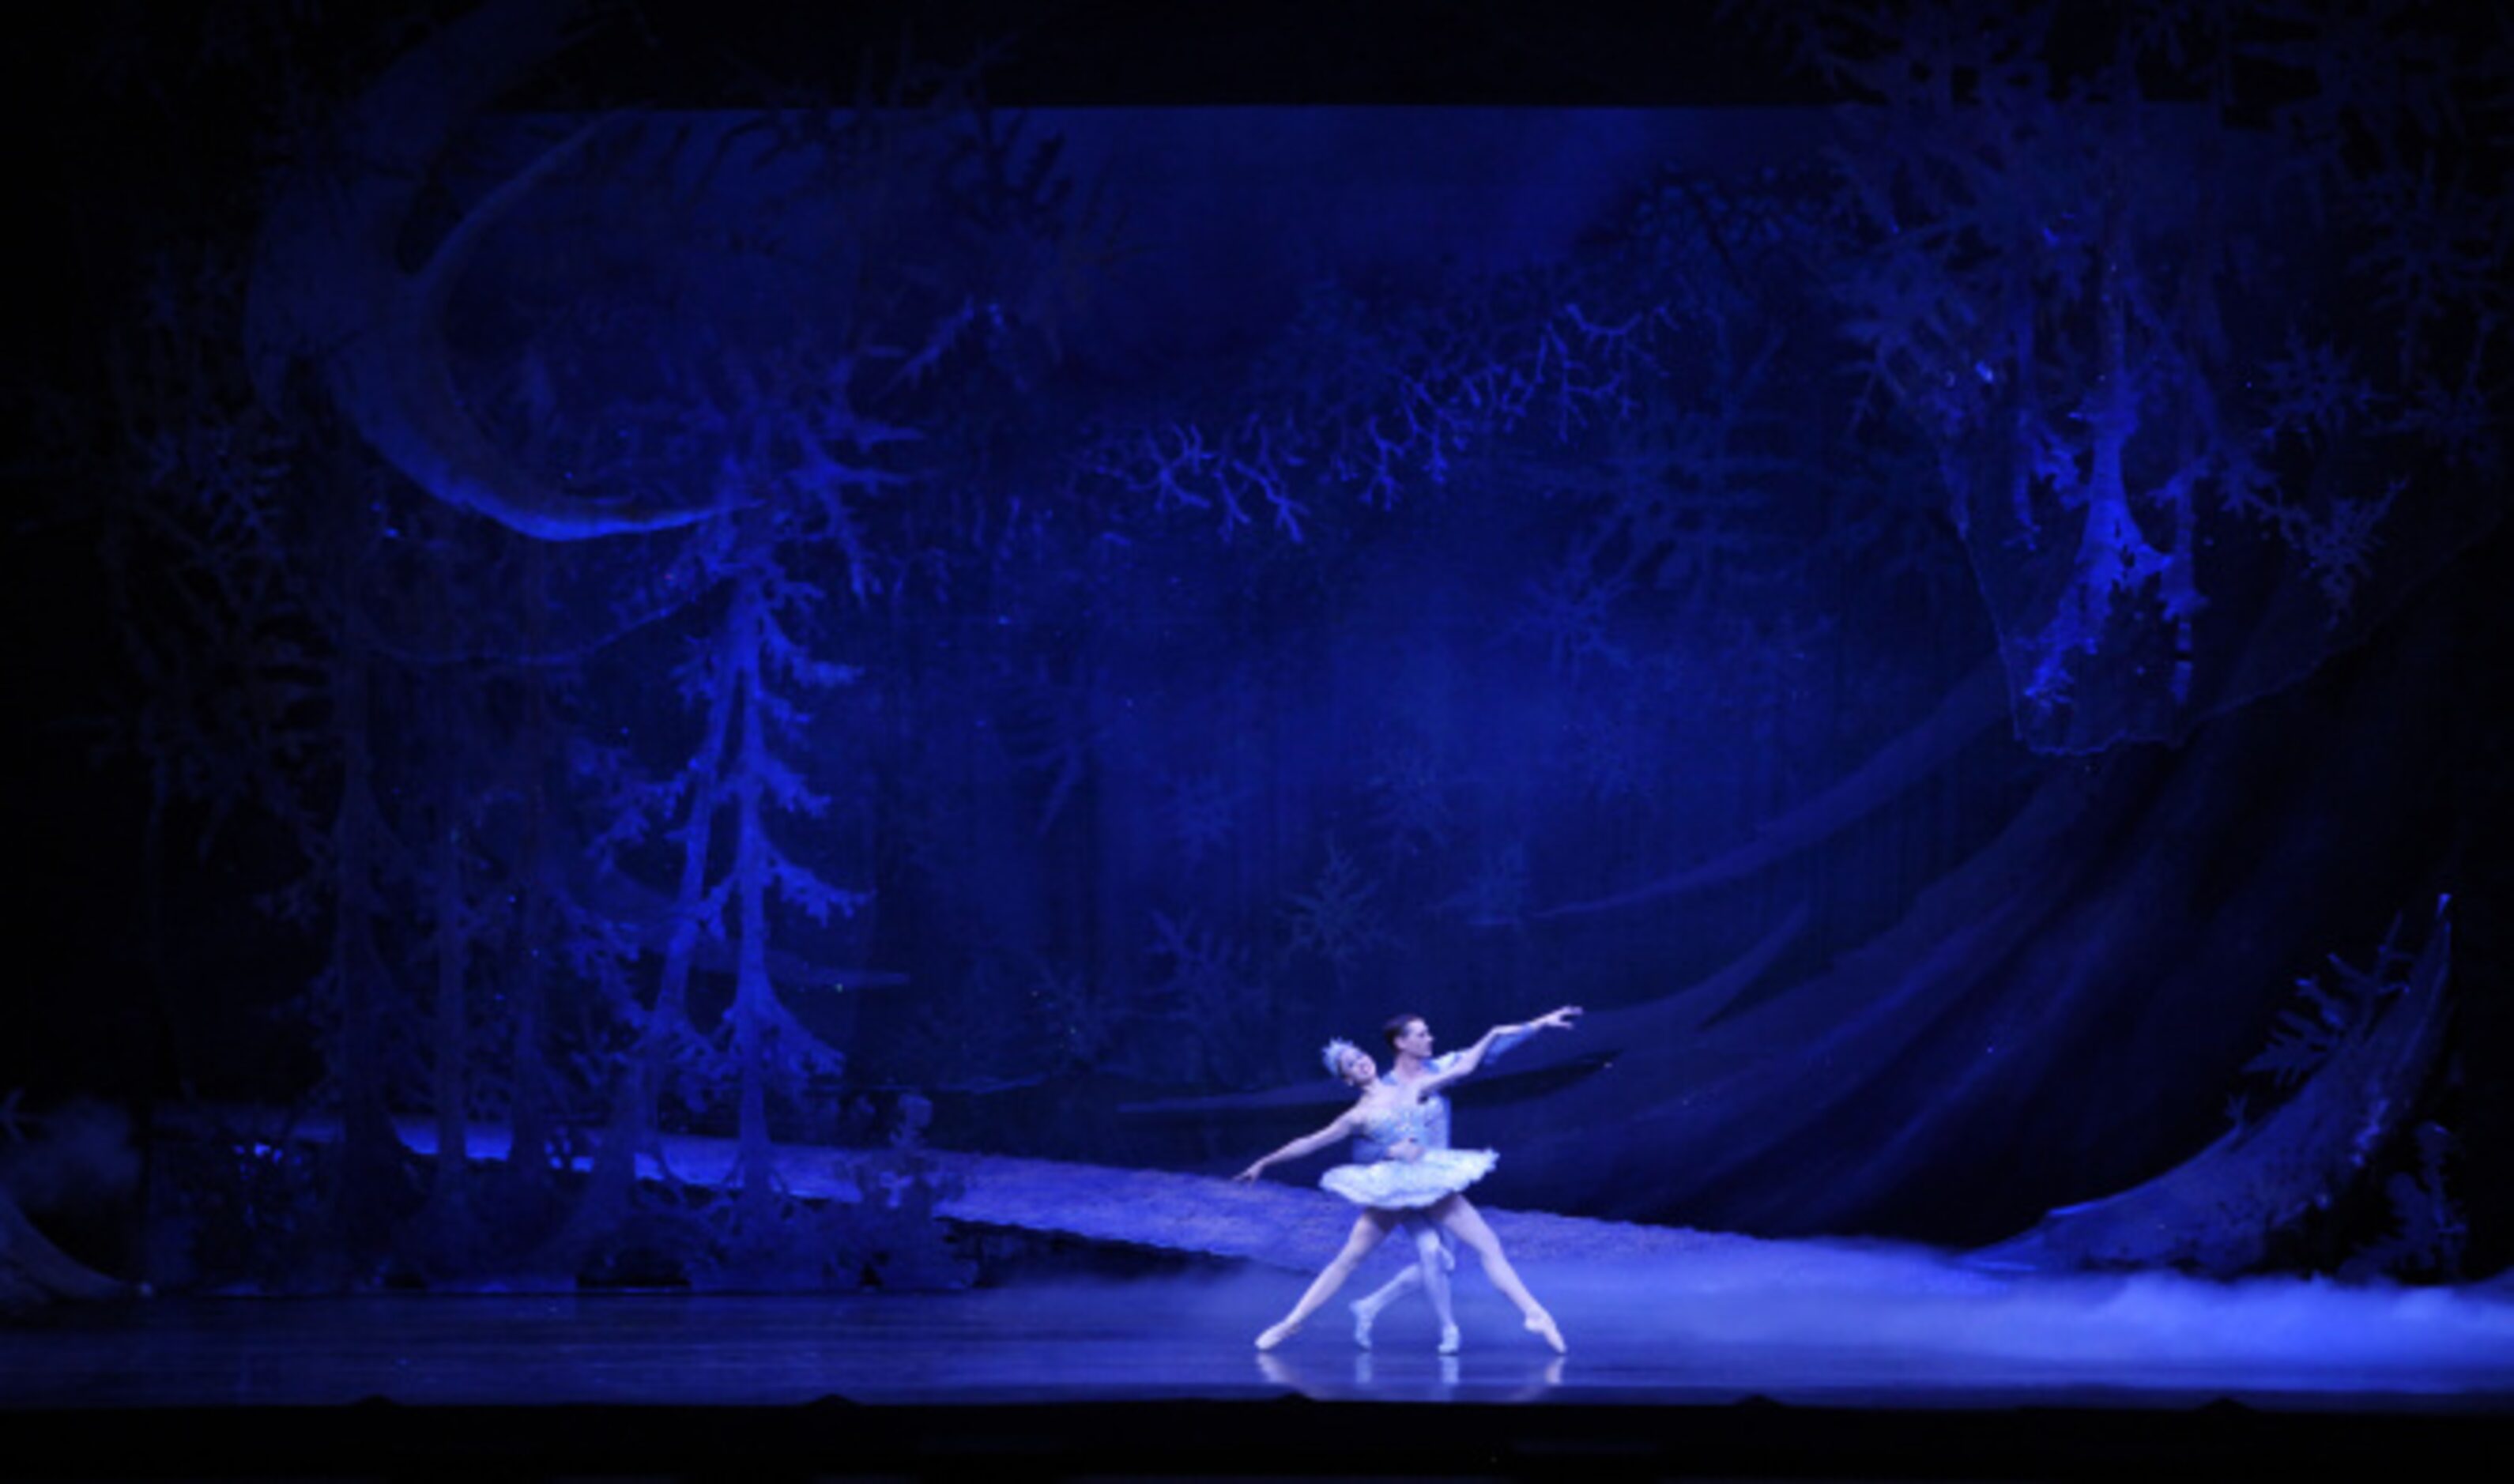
[1525,1313,1566,1354]
[1438,1324,1461,1355]
[1349,1300,1375,1350]
[1257,1318,1302,1351]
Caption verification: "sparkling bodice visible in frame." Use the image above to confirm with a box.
[1347,1026,1534,1163]
[1353,1094,1440,1151]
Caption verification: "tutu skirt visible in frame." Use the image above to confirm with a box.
[1319,1148,1496,1209]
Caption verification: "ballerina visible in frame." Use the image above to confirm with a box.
[1346,1007,1580,1351]
[1235,1031,1566,1354]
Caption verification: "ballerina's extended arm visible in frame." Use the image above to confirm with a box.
[1418,1004,1584,1096]
[1234,1109,1364,1182]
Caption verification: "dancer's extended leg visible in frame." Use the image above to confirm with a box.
[1416,1225,1459,1352]
[1431,1196,1564,1353]
[1351,1222,1451,1349]
[1258,1208,1401,1350]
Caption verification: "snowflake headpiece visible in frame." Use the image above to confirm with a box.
[1321,1038,1366,1082]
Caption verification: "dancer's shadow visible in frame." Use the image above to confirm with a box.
[1257,1347,1564,1402]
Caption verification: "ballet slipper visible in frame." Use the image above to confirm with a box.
[1438,1324,1461,1355]
[1349,1299,1374,1350]
[1257,1317,1302,1350]
[1525,1312,1566,1354]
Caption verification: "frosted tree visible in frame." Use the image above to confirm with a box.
[623,503,876,1220]
[228,0,1076,1282]
[1758,0,2511,748]
[92,243,321,1111]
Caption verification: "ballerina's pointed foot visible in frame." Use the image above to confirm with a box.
[1526,1313,1566,1354]
[1257,1318,1302,1351]
[1349,1301,1374,1350]
[1438,1324,1461,1355]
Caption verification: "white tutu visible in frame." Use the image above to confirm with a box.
[1319,1147,1496,1209]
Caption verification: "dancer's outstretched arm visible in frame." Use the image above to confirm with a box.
[1421,1005,1583,1094]
[1235,1109,1363,1182]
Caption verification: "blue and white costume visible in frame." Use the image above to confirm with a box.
[1318,1026,1532,1208]
[1320,1105,1497,1208]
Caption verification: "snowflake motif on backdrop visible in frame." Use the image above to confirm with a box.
[2286,482,2401,621]
[1366,743,1452,858]
[2256,329,2374,446]
[2392,340,2505,482]
[1563,700,1651,807]
[1513,553,1634,678]
[1161,770,1242,868]
[1144,911,1251,1000]
[1282,838,1388,974]
[1142,911,1265,1086]
[1023,957,1121,1073]
[1438,841,1528,930]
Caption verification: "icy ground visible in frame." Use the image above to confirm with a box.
[57,1112,2502,1410]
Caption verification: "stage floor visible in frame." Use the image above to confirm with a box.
[11,1254,2514,1407]
[6,1264,2512,1476]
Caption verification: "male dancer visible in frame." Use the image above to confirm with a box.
[1348,1005,1581,1352]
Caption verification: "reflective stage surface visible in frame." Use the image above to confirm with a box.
[6,1262,2512,1477]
